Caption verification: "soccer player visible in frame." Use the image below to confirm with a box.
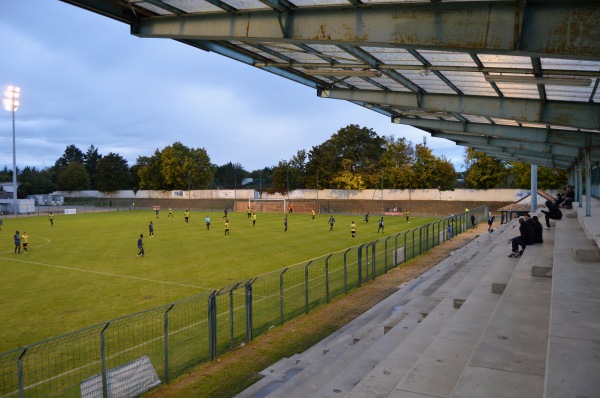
[49,212,54,227]
[247,207,252,219]
[288,204,293,214]
[364,212,369,223]
[224,220,230,237]
[378,217,384,233]
[167,208,174,218]
[311,208,315,221]
[137,234,144,257]
[184,210,190,224]
[223,208,228,219]
[205,215,211,230]
[284,216,288,232]
[252,213,257,226]
[350,222,357,239]
[328,216,335,231]
[21,231,29,253]
[14,230,21,254]
[149,221,154,237]
[405,211,410,224]
[155,208,160,219]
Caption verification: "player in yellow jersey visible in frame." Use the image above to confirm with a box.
[22,231,29,253]
[350,221,357,239]
[224,220,230,237]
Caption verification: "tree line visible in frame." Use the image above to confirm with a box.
[1,124,567,199]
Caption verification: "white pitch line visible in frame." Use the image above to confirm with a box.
[0,256,214,291]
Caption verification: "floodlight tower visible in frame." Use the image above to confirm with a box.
[3,85,20,215]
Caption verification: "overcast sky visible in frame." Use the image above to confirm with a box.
[0,0,466,173]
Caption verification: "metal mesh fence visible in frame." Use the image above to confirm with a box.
[0,207,486,397]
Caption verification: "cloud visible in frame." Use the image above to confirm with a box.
[0,0,465,174]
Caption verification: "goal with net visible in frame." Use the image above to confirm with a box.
[247,198,287,213]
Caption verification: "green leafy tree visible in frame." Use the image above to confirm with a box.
[411,144,437,189]
[56,162,91,191]
[411,144,456,189]
[433,155,458,191]
[249,167,273,188]
[160,142,213,190]
[509,162,568,189]
[331,159,366,189]
[135,151,165,190]
[55,145,85,168]
[287,150,307,189]
[84,145,103,189]
[0,166,11,182]
[272,161,290,192]
[306,124,386,188]
[380,136,415,189]
[96,153,132,191]
[214,162,248,189]
[463,148,509,189]
[17,166,56,197]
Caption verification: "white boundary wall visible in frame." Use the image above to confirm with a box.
[51,189,536,202]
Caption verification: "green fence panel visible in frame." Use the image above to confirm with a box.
[0,207,487,397]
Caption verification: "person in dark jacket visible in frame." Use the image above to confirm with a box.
[523,213,536,245]
[540,200,562,229]
[532,215,544,244]
[509,218,528,257]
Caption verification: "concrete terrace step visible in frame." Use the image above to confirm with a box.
[235,226,515,398]
[450,229,554,398]
[544,216,600,398]
[349,237,520,398]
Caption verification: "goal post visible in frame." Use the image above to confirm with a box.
[248,198,287,213]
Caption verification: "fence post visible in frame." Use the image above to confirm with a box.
[229,285,238,349]
[371,242,376,280]
[411,228,416,260]
[343,248,351,293]
[384,236,391,272]
[325,254,332,303]
[164,303,175,382]
[208,292,217,360]
[357,244,364,287]
[17,347,27,398]
[426,223,431,251]
[100,322,110,398]
[304,260,313,314]
[279,268,288,325]
[404,230,409,263]
[394,233,399,267]
[245,280,254,342]
[419,226,424,255]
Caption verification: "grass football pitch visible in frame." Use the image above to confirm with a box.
[0,210,438,352]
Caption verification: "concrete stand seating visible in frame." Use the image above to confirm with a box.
[236,199,600,398]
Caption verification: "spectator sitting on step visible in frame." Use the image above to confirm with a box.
[540,200,562,230]
[560,186,575,209]
[523,213,536,246]
[554,193,565,207]
[509,218,528,258]
[532,215,544,244]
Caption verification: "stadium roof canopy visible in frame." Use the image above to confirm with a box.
[61,0,599,173]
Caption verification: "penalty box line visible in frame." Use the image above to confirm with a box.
[0,256,214,291]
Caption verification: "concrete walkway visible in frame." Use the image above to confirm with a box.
[235,198,600,398]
